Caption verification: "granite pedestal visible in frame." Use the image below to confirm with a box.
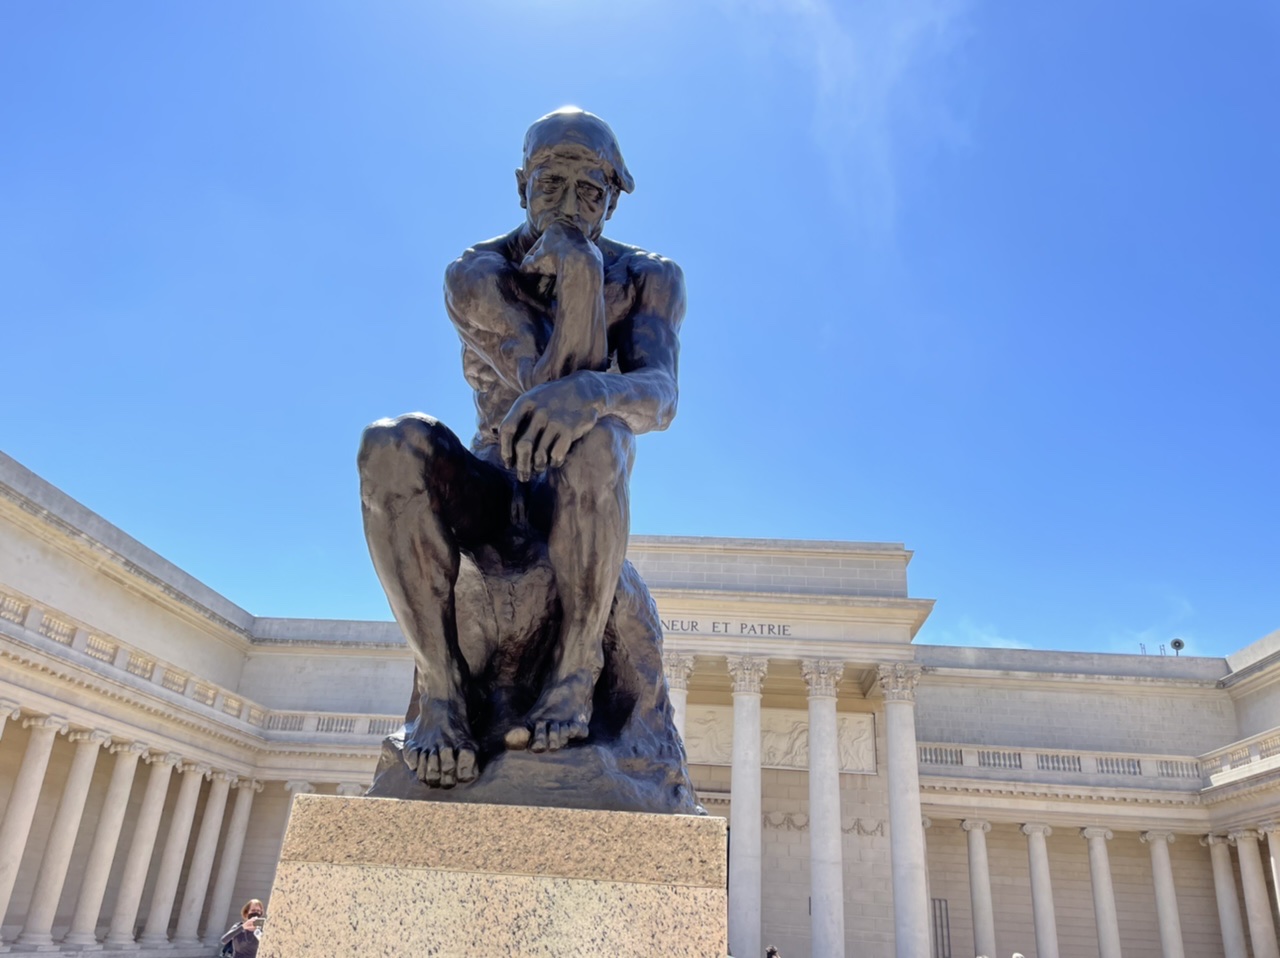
[259,795,728,958]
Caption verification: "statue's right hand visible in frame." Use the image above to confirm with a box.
[519,222,603,282]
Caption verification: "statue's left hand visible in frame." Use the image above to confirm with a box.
[499,375,602,482]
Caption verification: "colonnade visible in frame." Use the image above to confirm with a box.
[953,817,1280,958]
[664,656,927,958]
[0,704,357,952]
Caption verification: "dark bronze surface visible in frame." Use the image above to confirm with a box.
[359,109,697,813]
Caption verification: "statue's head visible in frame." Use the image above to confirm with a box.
[517,107,634,240]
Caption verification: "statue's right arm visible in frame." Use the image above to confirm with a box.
[444,248,545,394]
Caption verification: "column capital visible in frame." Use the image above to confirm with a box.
[23,714,70,734]
[1,698,22,720]
[877,663,922,703]
[148,751,183,768]
[1081,826,1114,841]
[1228,828,1261,844]
[235,778,264,793]
[663,652,696,691]
[1201,833,1232,847]
[727,655,768,694]
[335,783,366,797]
[111,740,151,757]
[1258,821,1280,835]
[69,729,112,747]
[921,816,932,830]
[800,659,844,698]
[285,780,316,794]
[1022,822,1052,838]
[1140,830,1176,845]
[962,819,992,834]
[211,770,237,785]
[182,762,213,779]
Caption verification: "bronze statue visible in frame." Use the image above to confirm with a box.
[358,108,696,813]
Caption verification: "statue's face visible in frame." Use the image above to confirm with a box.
[519,148,614,240]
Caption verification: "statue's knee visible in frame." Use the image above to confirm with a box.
[358,415,453,488]
[562,417,635,485]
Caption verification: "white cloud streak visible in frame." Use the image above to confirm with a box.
[722,0,972,230]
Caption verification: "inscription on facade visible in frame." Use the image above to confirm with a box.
[683,705,876,774]
[661,618,793,636]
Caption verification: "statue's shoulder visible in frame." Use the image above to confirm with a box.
[450,230,521,267]
[599,238,685,295]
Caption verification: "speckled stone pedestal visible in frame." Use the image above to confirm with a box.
[258,795,727,958]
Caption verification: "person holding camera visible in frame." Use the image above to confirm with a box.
[219,899,265,958]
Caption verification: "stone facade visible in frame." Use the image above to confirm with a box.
[2,449,1280,958]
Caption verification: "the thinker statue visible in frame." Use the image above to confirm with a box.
[358,108,697,813]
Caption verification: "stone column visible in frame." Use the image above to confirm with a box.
[663,652,695,741]
[203,779,262,948]
[139,762,210,944]
[1203,834,1247,958]
[726,655,767,958]
[1230,829,1280,958]
[1022,823,1059,958]
[105,752,181,947]
[878,663,929,958]
[14,729,111,948]
[1265,825,1280,937]
[1141,830,1185,958]
[1081,827,1122,958]
[0,715,69,924]
[802,658,845,958]
[172,771,235,945]
[0,699,20,739]
[962,820,997,958]
[63,741,150,946]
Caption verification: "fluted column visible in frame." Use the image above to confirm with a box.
[662,651,695,741]
[105,752,180,947]
[15,729,111,948]
[139,762,210,944]
[1141,830,1185,958]
[0,699,19,739]
[726,655,767,958]
[1204,834,1247,958]
[1081,827,1122,958]
[63,741,149,946]
[1265,825,1280,938]
[1022,823,1059,958]
[0,715,69,925]
[962,820,997,958]
[1231,829,1280,958]
[878,663,929,958]
[203,779,262,948]
[802,658,845,958]
[172,771,235,945]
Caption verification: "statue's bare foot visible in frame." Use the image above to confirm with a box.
[403,696,478,787]
[506,669,595,753]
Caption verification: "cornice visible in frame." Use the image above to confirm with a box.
[0,630,392,764]
[921,775,1202,808]
[628,535,912,563]
[921,666,1222,694]
[0,485,253,648]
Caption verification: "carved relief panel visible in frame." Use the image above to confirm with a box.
[683,705,876,774]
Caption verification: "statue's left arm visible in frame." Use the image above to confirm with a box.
[498,253,685,480]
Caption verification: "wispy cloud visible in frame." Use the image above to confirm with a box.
[1096,587,1196,657]
[929,615,1034,650]
[722,0,973,230]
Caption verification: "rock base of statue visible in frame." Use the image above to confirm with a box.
[366,554,700,815]
[257,795,727,958]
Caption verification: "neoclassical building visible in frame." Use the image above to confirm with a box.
[2,448,1280,958]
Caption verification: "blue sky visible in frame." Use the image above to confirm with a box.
[2,1,1277,657]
